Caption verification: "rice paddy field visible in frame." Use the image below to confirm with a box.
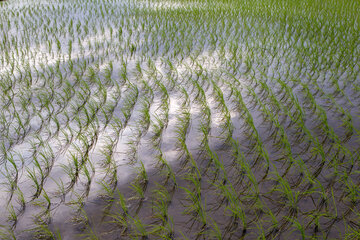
[0,0,360,239]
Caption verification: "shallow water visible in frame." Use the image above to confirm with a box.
[0,0,359,239]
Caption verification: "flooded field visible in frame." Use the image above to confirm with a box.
[0,0,359,239]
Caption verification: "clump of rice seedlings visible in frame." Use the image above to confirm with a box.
[75,208,100,240]
[157,154,177,189]
[106,191,130,236]
[148,184,174,239]
[210,155,249,238]
[99,137,119,194]
[174,86,192,167]
[211,80,234,145]
[29,224,63,240]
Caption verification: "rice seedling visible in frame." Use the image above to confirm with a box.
[0,0,359,238]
